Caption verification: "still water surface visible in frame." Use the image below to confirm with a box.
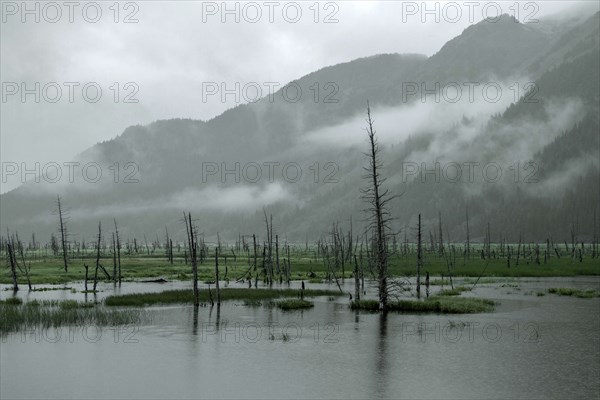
[1,277,599,399]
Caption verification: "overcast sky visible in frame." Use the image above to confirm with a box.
[1,0,597,192]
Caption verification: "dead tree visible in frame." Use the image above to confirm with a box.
[417,214,423,298]
[112,233,117,282]
[353,254,360,301]
[114,219,122,284]
[93,222,102,292]
[286,243,291,284]
[13,233,32,290]
[56,196,69,272]
[275,234,280,277]
[444,251,454,289]
[6,237,19,291]
[263,210,274,287]
[516,234,522,266]
[252,233,258,273]
[215,247,221,305]
[359,243,365,294]
[184,212,199,306]
[361,102,394,311]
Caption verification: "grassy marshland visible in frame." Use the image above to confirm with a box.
[275,299,314,310]
[1,246,599,286]
[0,298,145,334]
[547,288,600,298]
[350,297,496,313]
[104,288,342,307]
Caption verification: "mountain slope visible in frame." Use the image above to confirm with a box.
[1,13,598,243]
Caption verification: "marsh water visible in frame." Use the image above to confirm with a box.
[1,277,599,399]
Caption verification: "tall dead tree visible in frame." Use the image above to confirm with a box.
[14,233,32,290]
[6,236,19,291]
[93,222,102,291]
[263,210,274,287]
[438,211,444,256]
[56,196,69,272]
[112,233,117,281]
[275,234,280,277]
[114,219,122,284]
[286,243,291,284]
[184,212,199,306]
[353,254,360,301]
[465,206,470,261]
[361,102,394,311]
[215,247,221,305]
[516,233,522,266]
[417,214,422,298]
[252,233,257,273]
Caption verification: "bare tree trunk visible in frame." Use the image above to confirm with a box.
[363,102,390,311]
[465,205,470,262]
[417,214,422,298]
[252,234,257,274]
[444,252,454,289]
[114,219,122,284]
[112,233,117,282]
[184,212,199,306]
[275,234,280,277]
[165,228,170,263]
[93,222,102,292]
[360,245,365,295]
[286,243,291,284]
[15,233,32,290]
[215,247,221,305]
[6,240,19,291]
[263,210,274,288]
[353,254,360,302]
[57,196,68,272]
[516,234,522,266]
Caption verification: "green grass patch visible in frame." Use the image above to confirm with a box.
[351,297,495,314]
[275,299,314,310]
[547,287,600,298]
[0,300,145,334]
[105,288,342,307]
[1,297,23,305]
